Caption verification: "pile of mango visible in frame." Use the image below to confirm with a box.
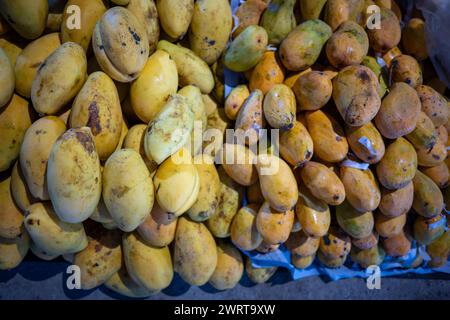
[0,0,449,296]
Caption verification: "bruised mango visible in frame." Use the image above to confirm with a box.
[416,85,449,127]
[224,85,250,121]
[249,51,285,95]
[405,111,437,151]
[263,84,296,130]
[279,120,313,167]
[233,0,267,38]
[235,90,265,146]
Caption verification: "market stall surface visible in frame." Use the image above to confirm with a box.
[0,257,448,300]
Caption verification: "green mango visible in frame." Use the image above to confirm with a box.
[362,56,388,97]
[350,245,385,268]
[260,0,296,45]
[279,19,332,71]
[336,200,374,239]
[223,25,268,72]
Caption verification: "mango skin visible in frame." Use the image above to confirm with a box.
[332,65,381,127]
[235,90,265,146]
[352,231,379,250]
[391,54,423,88]
[367,7,401,53]
[31,42,87,115]
[187,155,220,222]
[0,48,14,108]
[405,111,437,150]
[0,231,30,270]
[319,226,351,260]
[279,120,313,167]
[0,39,22,66]
[14,33,62,98]
[306,110,348,163]
[127,0,160,54]
[0,176,24,239]
[20,116,67,200]
[157,0,193,40]
[225,85,250,121]
[153,148,200,217]
[414,214,446,246]
[379,181,414,218]
[131,50,178,123]
[286,230,320,257]
[24,202,88,256]
[421,163,449,189]
[350,245,385,268]
[189,0,232,65]
[426,231,449,268]
[0,94,33,172]
[260,0,296,45]
[402,18,427,61]
[231,203,263,251]
[70,72,123,160]
[105,265,156,298]
[292,71,333,111]
[416,85,449,127]
[299,161,346,206]
[375,83,421,139]
[279,19,332,71]
[245,258,277,284]
[382,230,412,257]
[221,143,258,187]
[137,202,177,247]
[376,138,417,190]
[209,240,244,290]
[123,124,157,174]
[92,7,149,82]
[326,21,369,68]
[375,211,407,238]
[144,94,193,165]
[47,128,101,224]
[223,25,268,72]
[361,56,388,97]
[324,0,365,32]
[206,166,244,238]
[340,167,380,213]
[295,186,330,238]
[174,217,218,286]
[256,202,295,245]
[300,0,327,20]
[291,253,315,269]
[61,0,107,51]
[250,51,285,95]
[336,201,374,239]
[157,40,214,94]
[11,161,37,212]
[0,0,48,39]
[412,171,444,218]
[346,121,385,164]
[123,232,173,292]
[233,0,268,38]
[103,149,154,232]
[74,227,122,290]
[263,84,296,130]
[256,154,299,212]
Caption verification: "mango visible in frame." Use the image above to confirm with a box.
[414,214,446,245]
[402,18,427,61]
[292,71,333,111]
[340,167,380,212]
[157,40,214,94]
[263,84,296,130]
[224,85,250,121]
[123,232,173,291]
[376,138,417,190]
[299,161,346,205]
[336,201,374,239]
[0,95,33,172]
[0,48,14,108]
[174,216,217,286]
[412,170,444,218]
[350,245,385,268]
[332,65,381,127]
[295,186,330,238]
[157,0,193,40]
[24,202,88,256]
[20,116,66,200]
[416,85,449,127]
[249,51,285,95]
[103,149,154,231]
[346,121,385,164]
[231,204,263,251]
[375,211,407,238]
[367,7,401,52]
[260,0,296,45]
[31,42,87,115]
[279,120,313,167]
[127,0,160,53]
[390,54,423,88]
[0,231,30,270]
[319,226,351,260]
[209,240,244,290]
[256,202,295,245]
[221,143,258,186]
[286,230,320,257]
[224,25,268,72]
[382,230,412,257]
[137,202,177,248]
[324,0,365,31]
[405,111,437,150]
[189,0,232,65]
[11,161,36,212]
[279,19,332,71]
[245,258,277,284]
[379,181,414,218]
[233,0,267,38]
